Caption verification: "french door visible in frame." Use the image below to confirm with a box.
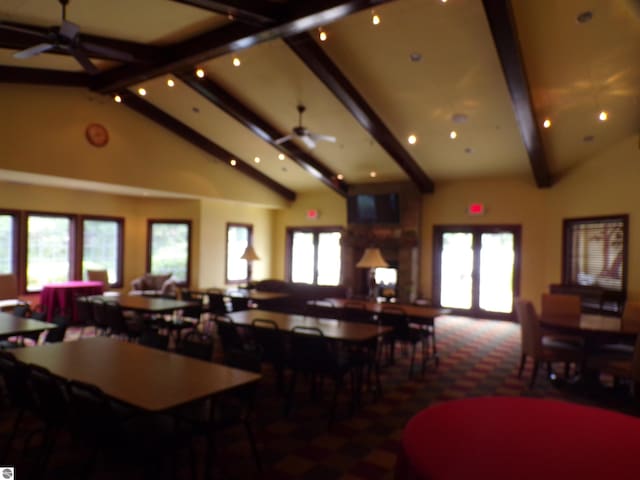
[433,225,521,318]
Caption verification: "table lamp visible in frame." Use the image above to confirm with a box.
[356,247,389,300]
[240,244,260,283]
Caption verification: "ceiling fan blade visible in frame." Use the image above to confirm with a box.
[13,43,54,59]
[300,135,317,149]
[309,133,337,144]
[59,20,80,40]
[70,47,100,75]
[274,134,293,145]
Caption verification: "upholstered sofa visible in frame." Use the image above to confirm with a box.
[249,279,348,313]
[129,273,177,297]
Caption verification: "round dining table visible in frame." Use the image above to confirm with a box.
[39,280,104,323]
[396,396,640,480]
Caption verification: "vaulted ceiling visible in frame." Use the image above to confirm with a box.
[1,0,639,201]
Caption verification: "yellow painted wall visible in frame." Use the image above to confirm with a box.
[272,189,347,279]
[421,134,640,308]
[0,84,287,208]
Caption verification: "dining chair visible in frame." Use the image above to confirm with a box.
[0,352,32,463]
[90,299,110,336]
[251,318,287,393]
[104,301,143,341]
[343,301,373,324]
[540,293,585,347]
[175,330,214,361]
[86,269,119,296]
[43,314,69,343]
[214,315,249,354]
[379,305,430,378]
[138,328,170,351]
[515,299,584,388]
[586,334,640,399]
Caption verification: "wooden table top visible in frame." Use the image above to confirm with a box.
[11,336,261,412]
[327,298,450,321]
[89,294,197,313]
[0,312,56,339]
[227,309,391,343]
[194,288,289,301]
[541,313,639,335]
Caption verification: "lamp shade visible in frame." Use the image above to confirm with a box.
[240,245,260,261]
[356,248,389,268]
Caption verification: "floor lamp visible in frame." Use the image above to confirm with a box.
[356,247,389,300]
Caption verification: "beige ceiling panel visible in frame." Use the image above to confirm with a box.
[512,0,640,175]
[201,39,407,185]
[318,0,531,180]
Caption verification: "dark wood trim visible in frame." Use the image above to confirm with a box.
[171,0,277,26]
[79,216,125,289]
[177,73,347,197]
[225,222,253,284]
[92,0,394,93]
[0,66,89,86]
[432,224,521,320]
[119,91,296,201]
[482,0,552,188]
[146,219,193,287]
[0,210,21,289]
[285,33,435,194]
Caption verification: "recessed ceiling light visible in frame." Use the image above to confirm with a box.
[195,68,205,78]
[598,111,608,121]
[441,0,448,3]
[583,134,595,143]
[576,11,593,24]
[372,12,380,25]
[230,159,237,166]
[137,87,146,96]
[319,29,327,42]
[254,156,261,164]
[449,130,457,139]
[543,119,552,128]
[369,171,377,178]
[451,113,468,124]
[409,52,422,63]
[232,57,241,67]
[166,78,175,88]
[278,153,285,161]
[337,173,344,180]
[113,95,122,103]
[407,134,417,145]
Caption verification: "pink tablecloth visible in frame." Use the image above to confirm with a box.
[396,396,640,480]
[40,281,104,324]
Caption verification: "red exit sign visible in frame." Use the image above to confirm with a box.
[467,203,485,216]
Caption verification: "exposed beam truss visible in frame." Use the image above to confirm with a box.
[0,66,89,86]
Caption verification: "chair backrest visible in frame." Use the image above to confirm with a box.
[91,299,109,329]
[229,296,250,312]
[75,296,94,326]
[176,331,214,361]
[87,269,109,286]
[0,352,32,409]
[12,304,32,318]
[44,314,69,343]
[67,380,117,440]
[0,273,18,300]
[622,301,640,332]
[27,364,69,425]
[290,326,332,372]
[104,301,127,334]
[306,300,342,320]
[139,329,170,350]
[515,299,543,356]
[215,315,246,352]
[379,305,409,336]
[343,302,373,323]
[207,292,229,315]
[541,293,581,320]
[252,318,286,363]
[224,347,262,373]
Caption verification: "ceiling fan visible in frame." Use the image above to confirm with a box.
[274,105,336,149]
[1,0,130,75]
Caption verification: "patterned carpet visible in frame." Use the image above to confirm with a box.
[2,315,638,479]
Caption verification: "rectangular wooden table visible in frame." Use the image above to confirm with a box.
[0,311,57,340]
[11,336,261,412]
[88,294,197,314]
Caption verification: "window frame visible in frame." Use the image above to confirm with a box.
[146,219,192,286]
[0,209,20,277]
[285,226,343,285]
[225,222,253,285]
[561,214,628,293]
[79,215,125,288]
[24,211,76,292]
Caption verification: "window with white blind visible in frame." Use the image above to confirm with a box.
[286,227,342,286]
[563,215,628,292]
[0,212,18,274]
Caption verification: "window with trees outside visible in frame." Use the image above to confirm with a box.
[287,227,342,286]
[0,212,18,274]
[148,220,191,284]
[26,213,73,291]
[82,218,123,286]
[226,223,252,284]
[563,215,628,292]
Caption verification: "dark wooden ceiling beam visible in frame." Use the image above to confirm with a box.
[176,72,348,197]
[482,0,552,188]
[0,23,161,63]
[171,0,278,26]
[93,0,393,93]
[285,33,435,193]
[119,91,296,201]
[0,66,89,86]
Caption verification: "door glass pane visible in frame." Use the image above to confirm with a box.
[227,225,249,282]
[440,232,473,309]
[479,233,514,313]
[317,232,341,286]
[27,215,71,291]
[150,222,189,282]
[0,214,14,274]
[83,219,120,284]
[291,232,315,284]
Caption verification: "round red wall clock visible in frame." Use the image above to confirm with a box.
[85,123,109,147]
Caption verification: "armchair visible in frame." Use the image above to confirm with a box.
[129,273,177,298]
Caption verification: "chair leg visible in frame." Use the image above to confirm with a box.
[243,419,262,472]
[285,370,297,416]
[408,342,417,379]
[518,354,527,378]
[529,360,539,388]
